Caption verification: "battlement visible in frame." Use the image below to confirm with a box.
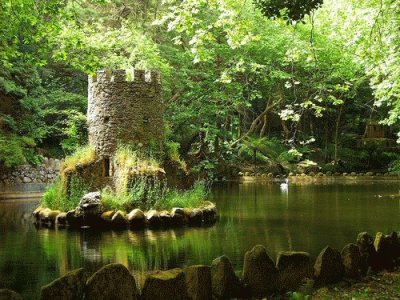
[91,69,161,85]
[88,68,164,159]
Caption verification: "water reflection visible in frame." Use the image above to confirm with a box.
[1,180,400,298]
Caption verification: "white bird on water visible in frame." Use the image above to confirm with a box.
[280,178,289,190]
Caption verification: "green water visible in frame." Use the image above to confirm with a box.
[1,180,400,298]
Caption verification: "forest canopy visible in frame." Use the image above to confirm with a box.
[0,0,399,175]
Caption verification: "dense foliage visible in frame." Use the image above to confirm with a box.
[0,0,399,175]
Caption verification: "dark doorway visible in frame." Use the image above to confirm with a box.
[103,157,111,177]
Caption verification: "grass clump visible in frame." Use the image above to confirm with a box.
[101,178,208,211]
[61,145,96,174]
[114,145,161,195]
[163,181,206,209]
[41,177,89,211]
[41,145,94,211]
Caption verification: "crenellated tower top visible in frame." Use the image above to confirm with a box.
[87,69,164,159]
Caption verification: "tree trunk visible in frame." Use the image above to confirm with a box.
[232,99,277,145]
[259,114,268,138]
[281,120,290,141]
[334,104,344,162]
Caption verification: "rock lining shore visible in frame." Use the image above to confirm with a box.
[32,192,218,230]
[2,230,400,299]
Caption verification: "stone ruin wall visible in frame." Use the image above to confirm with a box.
[88,69,163,159]
[0,158,61,185]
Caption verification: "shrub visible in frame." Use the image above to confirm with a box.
[0,134,25,167]
[389,160,400,174]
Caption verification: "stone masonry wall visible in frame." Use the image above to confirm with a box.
[88,69,163,159]
[0,158,61,185]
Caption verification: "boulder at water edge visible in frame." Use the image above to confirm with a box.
[41,268,86,300]
[111,210,128,228]
[170,208,184,226]
[388,231,400,262]
[100,210,114,223]
[211,255,241,299]
[141,268,188,300]
[357,232,379,273]
[47,210,61,224]
[276,251,313,291]
[188,208,203,226]
[243,245,279,297]
[85,263,139,300]
[341,243,363,279]
[160,210,172,226]
[56,212,67,225]
[146,210,162,228]
[314,246,344,284]
[66,210,84,227]
[127,209,145,228]
[78,192,103,216]
[374,232,395,271]
[185,265,212,300]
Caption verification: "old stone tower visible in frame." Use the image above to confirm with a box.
[63,69,164,193]
[88,69,163,159]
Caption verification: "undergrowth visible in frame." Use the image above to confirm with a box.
[101,178,207,211]
[41,145,94,211]
[41,144,209,212]
[41,177,89,211]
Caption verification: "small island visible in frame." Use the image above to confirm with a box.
[32,70,217,230]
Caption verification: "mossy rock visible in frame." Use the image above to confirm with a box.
[314,246,344,285]
[188,208,203,226]
[66,210,84,227]
[111,210,128,228]
[146,210,162,228]
[211,255,240,299]
[276,251,312,291]
[159,210,172,226]
[341,244,363,279]
[39,208,52,222]
[85,263,139,300]
[100,211,114,222]
[171,207,184,216]
[32,207,44,221]
[56,212,67,225]
[357,232,379,274]
[184,265,212,300]
[374,232,395,271]
[127,209,145,228]
[142,268,188,300]
[170,208,185,226]
[243,245,279,297]
[47,210,61,224]
[41,268,86,300]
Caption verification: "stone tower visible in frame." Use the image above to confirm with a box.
[62,69,164,194]
[87,69,163,159]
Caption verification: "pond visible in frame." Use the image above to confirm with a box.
[1,179,400,298]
